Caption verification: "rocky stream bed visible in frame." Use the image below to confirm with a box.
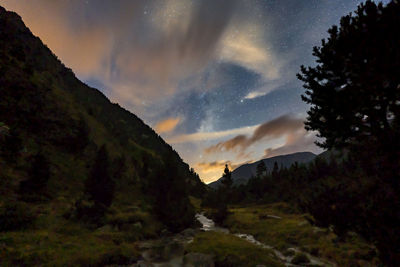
[132,213,337,267]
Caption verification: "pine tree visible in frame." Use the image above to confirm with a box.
[151,153,195,232]
[85,145,114,209]
[297,1,400,263]
[297,1,400,152]
[256,161,267,178]
[272,162,279,178]
[19,151,50,199]
[221,164,233,188]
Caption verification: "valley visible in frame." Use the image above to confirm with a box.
[129,201,380,266]
[1,1,399,266]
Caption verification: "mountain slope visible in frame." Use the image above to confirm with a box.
[0,1,205,246]
[0,5,205,195]
[209,152,317,188]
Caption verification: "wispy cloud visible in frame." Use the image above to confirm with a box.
[166,124,258,144]
[263,131,320,158]
[1,0,239,105]
[204,114,305,155]
[155,117,181,134]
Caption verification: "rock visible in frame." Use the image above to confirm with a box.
[181,228,197,237]
[161,229,172,237]
[283,248,296,257]
[162,241,184,259]
[183,253,214,267]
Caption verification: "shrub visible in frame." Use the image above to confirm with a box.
[291,253,310,265]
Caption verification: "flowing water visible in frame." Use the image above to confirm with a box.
[195,213,336,267]
[135,213,336,266]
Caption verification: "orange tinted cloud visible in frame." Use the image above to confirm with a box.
[205,114,305,154]
[0,1,113,77]
[0,0,239,104]
[204,135,247,153]
[196,159,254,183]
[0,0,285,107]
[196,160,239,174]
[155,117,181,134]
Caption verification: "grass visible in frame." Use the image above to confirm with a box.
[0,199,161,266]
[0,228,141,266]
[224,202,381,266]
[186,231,283,267]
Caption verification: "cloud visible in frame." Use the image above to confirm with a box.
[0,0,127,78]
[217,7,287,82]
[219,28,281,80]
[155,117,181,134]
[244,91,269,100]
[196,160,240,174]
[249,114,303,144]
[166,124,258,144]
[263,131,322,158]
[243,79,289,100]
[1,0,238,104]
[204,135,247,153]
[105,0,239,104]
[205,114,305,154]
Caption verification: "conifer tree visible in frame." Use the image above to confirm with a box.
[272,162,279,178]
[85,145,114,209]
[19,151,50,198]
[297,0,400,152]
[256,161,267,178]
[221,164,233,188]
[151,153,195,232]
[297,1,400,263]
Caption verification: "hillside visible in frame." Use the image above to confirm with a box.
[209,152,317,188]
[0,6,204,197]
[0,6,205,265]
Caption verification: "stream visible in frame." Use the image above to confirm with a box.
[134,213,336,267]
[195,213,336,267]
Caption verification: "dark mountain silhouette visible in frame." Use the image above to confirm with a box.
[209,152,317,188]
[0,5,204,230]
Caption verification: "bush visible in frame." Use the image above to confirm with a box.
[291,253,310,265]
[72,199,106,226]
[212,202,229,225]
[0,201,36,231]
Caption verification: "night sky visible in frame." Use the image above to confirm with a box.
[1,0,390,183]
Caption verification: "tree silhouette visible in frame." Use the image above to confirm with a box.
[85,145,114,209]
[221,164,233,188]
[256,161,267,178]
[151,153,195,232]
[298,1,400,151]
[298,1,400,264]
[19,151,50,198]
[272,162,279,178]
